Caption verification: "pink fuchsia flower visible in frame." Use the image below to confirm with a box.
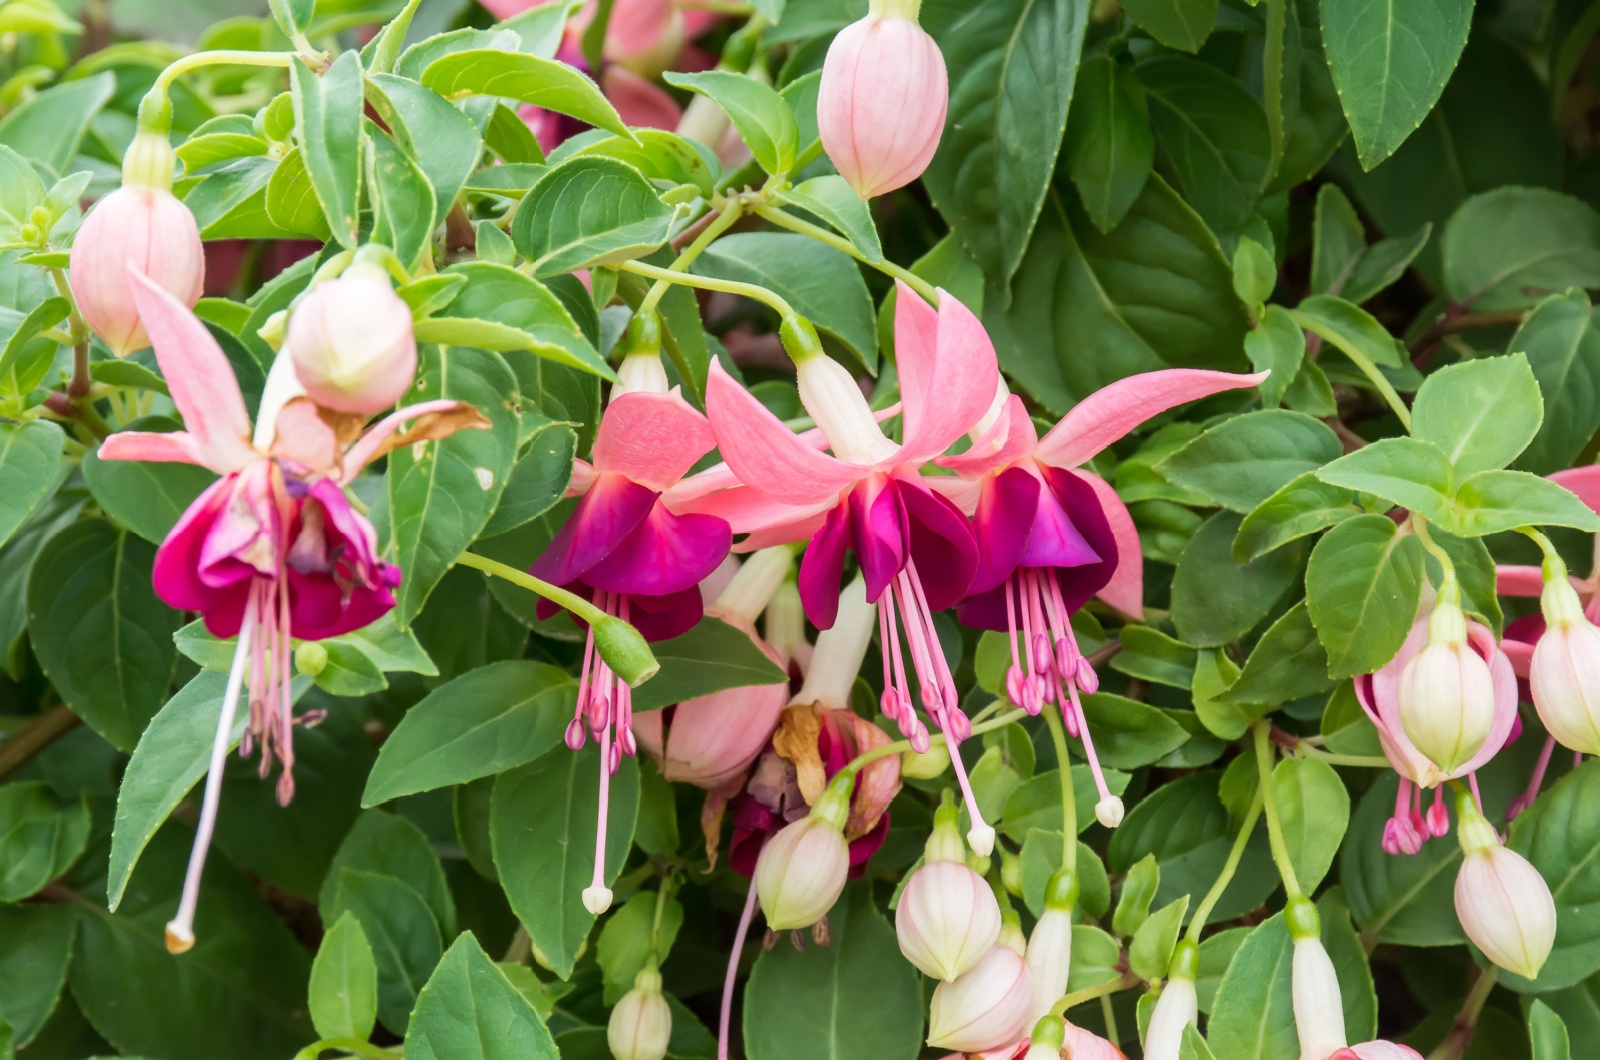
[699,284,998,849]
[1329,1046,1424,1060]
[70,130,204,356]
[531,381,732,913]
[99,269,482,953]
[817,0,948,198]
[1354,602,1517,854]
[287,262,417,415]
[1453,792,1556,979]
[934,368,1266,827]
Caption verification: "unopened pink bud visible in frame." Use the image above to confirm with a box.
[1454,828,1555,980]
[926,944,1034,1053]
[608,966,672,1060]
[754,795,851,930]
[1398,598,1495,777]
[1333,1044,1425,1060]
[1024,906,1072,1020]
[1530,608,1600,756]
[1061,1021,1127,1059]
[896,859,1002,981]
[289,266,417,415]
[816,0,948,199]
[1141,974,1197,1060]
[634,678,786,789]
[69,136,204,357]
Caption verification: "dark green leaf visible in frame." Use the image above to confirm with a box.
[323,868,442,1034]
[1063,55,1154,234]
[0,420,63,550]
[1218,601,1336,705]
[1292,294,1403,368]
[1340,773,1464,946]
[320,810,456,939]
[511,156,674,277]
[1507,760,1600,990]
[1172,511,1303,647]
[429,261,611,378]
[1511,290,1600,474]
[0,903,74,1046]
[0,781,88,901]
[404,934,559,1060]
[290,52,364,248]
[367,127,437,272]
[84,427,213,546]
[367,72,484,225]
[482,422,576,537]
[1441,188,1600,311]
[630,617,788,712]
[1123,0,1214,50]
[1159,410,1342,513]
[1080,692,1191,769]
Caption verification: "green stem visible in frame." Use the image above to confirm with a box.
[843,707,1029,775]
[1253,720,1303,900]
[1425,966,1497,1060]
[1409,515,1455,572]
[141,50,300,130]
[640,199,743,315]
[1291,309,1412,429]
[1042,706,1077,876]
[1099,993,1121,1051]
[1049,972,1137,1016]
[1187,789,1262,942]
[616,259,796,318]
[1295,745,1394,769]
[755,204,941,305]
[1516,525,1561,565]
[0,705,79,780]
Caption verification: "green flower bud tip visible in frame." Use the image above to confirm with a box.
[593,616,659,686]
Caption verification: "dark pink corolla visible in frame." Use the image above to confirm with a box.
[532,387,732,912]
[934,369,1265,827]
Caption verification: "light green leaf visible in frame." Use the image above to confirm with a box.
[1306,514,1425,680]
[290,51,364,248]
[427,260,611,378]
[1130,896,1189,981]
[511,156,673,277]
[663,70,798,177]
[367,127,437,272]
[1529,1000,1572,1060]
[1272,758,1350,892]
[1411,353,1543,476]
[366,72,484,224]
[597,892,683,1004]
[0,72,113,172]
[1244,305,1306,409]
[404,934,558,1060]
[1292,294,1403,368]
[1450,469,1600,537]
[0,145,44,241]
[309,912,379,1044]
[1159,410,1342,513]
[779,175,882,263]
[0,421,63,550]
[1315,437,1456,524]
[1233,472,1358,562]
[323,869,442,1034]
[420,49,627,138]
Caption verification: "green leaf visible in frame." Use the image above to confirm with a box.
[663,70,798,177]
[1510,290,1600,474]
[106,671,309,910]
[323,869,442,1034]
[491,748,640,979]
[27,520,177,752]
[1158,410,1343,513]
[322,810,456,939]
[0,420,62,550]
[630,617,789,712]
[290,51,364,248]
[567,128,719,198]
[1529,1000,1572,1060]
[1306,514,1426,680]
[597,892,683,1004]
[263,147,333,239]
[1244,306,1306,409]
[1081,692,1191,769]
[1234,472,1358,562]
[1108,772,1275,922]
[405,934,558,1060]
[1233,237,1276,308]
[367,127,437,272]
[0,904,74,1047]
[511,156,673,277]
[1322,0,1470,168]
[923,0,1087,286]
[0,146,44,242]
[1340,773,1464,946]
[1411,354,1544,475]
[1066,923,1122,988]
[427,261,612,379]
[1507,760,1600,990]
[1442,188,1600,311]
[1316,437,1456,524]
[84,427,213,546]
[1192,647,1251,740]
[1312,182,1367,297]
[693,232,879,373]
[1063,54,1154,234]
[1111,624,1197,688]
[0,781,88,901]
[1181,1025,1219,1060]
[1001,766,1132,841]
[991,177,1250,411]
[0,72,113,172]
[1291,294,1403,368]
[363,660,576,805]
[743,883,922,1060]
[482,421,576,537]
[388,346,519,623]
[1450,470,1600,537]
[1140,55,1271,240]
[1172,511,1303,648]
[267,0,313,34]
[1272,757,1350,892]
[0,297,69,397]
[1114,854,1160,936]
[779,175,882,263]
[1130,895,1189,980]
[309,912,378,1044]
[421,49,627,138]
[366,73,484,224]
[1218,601,1336,705]
[1122,0,1214,50]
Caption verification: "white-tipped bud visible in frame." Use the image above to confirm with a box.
[1531,570,1600,755]
[1454,800,1555,980]
[1292,934,1347,1060]
[288,263,417,415]
[1095,796,1125,828]
[608,966,672,1060]
[896,860,1002,981]
[754,780,852,930]
[1026,907,1073,1022]
[926,945,1034,1053]
[1398,593,1495,777]
[1142,946,1198,1060]
[794,351,897,465]
[968,821,997,858]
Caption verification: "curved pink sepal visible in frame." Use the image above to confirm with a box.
[1078,469,1144,619]
[1495,564,1546,597]
[593,390,716,491]
[1035,368,1269,469]
[896,284,1000,464]
[936,394,1039,477]
[342,399,475,480]
[705,359,858,505]
[98,430,206,466]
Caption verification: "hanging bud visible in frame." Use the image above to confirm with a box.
[926,943,1034,1053]
[1398,581,1496,776]
[608,965,673,1060]
[896,801,1002,981]
[816,0,948,199]
[1024,1016,1065,1060]
[754,772,852,930]
[288,261,418,415]
[612,310,669,398]
[69,129,204,356]
[791,340,898,464]
[1287,897,1347,1060]
[1095,795,1125,829]
[1025,868,1077,1021]
[1530,556,1600,755]
[1142,941,1199,1060]
[1453,793,1555,980]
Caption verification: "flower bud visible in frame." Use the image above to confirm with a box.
[1292,929,1348,1060]
[896,835,1002,980]
[1025,868,1077,1021]
[793,347,897,465]
[1454,797,1555,980]
[754,775,852,930]
[1398,591,1496,776]
[926,944,1034,1053]
[817,0,949,198]
[607,965,672,1060]
[1095,795,1125,828]
[1530,567,1600,755]
[1024,1016,1065,1060]
[1333,1044,1425,1060]
[288,264,417,415]
[1141,947,1198,1060]
[69,131,204,357]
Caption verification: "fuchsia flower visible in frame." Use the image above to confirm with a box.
[699,283,998,848]
[934,368,1266,826]
[99,269,481,953]
[531,386,732,912]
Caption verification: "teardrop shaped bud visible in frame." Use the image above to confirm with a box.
[1454,798,1555,980]
[1292,929,1348,1060]
[608,966,673,1060]
[1530,571,1600,755]
[926,944,1034,1053]
[1025,906,1073,1021]
[817,0,948,198]
[288,264,417,415]
[1398,595,1496,775]
[1141,953,1198,1060]
[753,778,852,930]
[896,859,1002,981]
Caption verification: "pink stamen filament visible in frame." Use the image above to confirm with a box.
[573,590,642,915]
[1510,735,1558,819]
[718,877,761,1060]
[1033,571,1115,806]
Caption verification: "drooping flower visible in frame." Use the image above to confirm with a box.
[287,261,418,415]
[697,285,999,850]
[99,268,485,953]
[69,130,204,356]
[532,371,733,914]
[934,369,1266,826]
[1453,793,1556,980]
[1290,900,1423,1060]
[1024,868,1076,1021]
[609,963,673,1060]
[896,799,1002,981]
[817,0,948,198]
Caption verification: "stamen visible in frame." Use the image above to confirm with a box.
[718,879,761,1060]
[1508,735,1557,820]
[583,722,615,916]
[167,602,258,955]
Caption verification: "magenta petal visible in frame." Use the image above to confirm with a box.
[1039,466,1118,612]
[584,502,732,598]
[955,583,1010,632]
[1019,479,1101,572]
[966,466,1040,598]
[798,501,852,629]
[532,474,658,587]
[626,586,706,642]
[897,476,978,612]
[849,475,907,605]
